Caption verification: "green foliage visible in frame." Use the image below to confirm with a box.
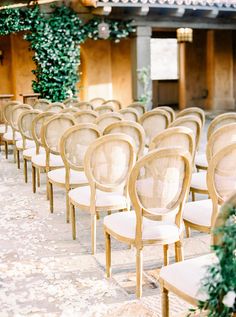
[0,5,134,101]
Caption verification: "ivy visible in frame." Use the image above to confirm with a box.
[0,5,135,101]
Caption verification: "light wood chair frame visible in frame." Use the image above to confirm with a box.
[95,104,115,115]
[119,107,139,122]
[102,99,122,111]
[63,98,79,107]
[89,97,105,108]
[104,147,192,298]
[176,107,205,128]
[33,99,51,111]
[69,133,136,254]
[73,110,98,123]
[46,102,65,112]
[103,120,145,159]
[158,106,175,122]
[94,112,123,132]
[73,102,94,111]
[207,112,236,141]
[128,102,146,116]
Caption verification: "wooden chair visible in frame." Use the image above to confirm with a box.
[158,106,175,122]
[119,108,139,122]
[74,110,98,123]
[46,102,65,112]
[149,127,195,159]
[95,104,114,115]
[31,114,75,194]
[190,122,236,201]
[128,102,146,117]
[103,121,145,159]
[176,107,205,128]
[60,107,79,114]
[184,142,236,236]
[1,101,21,159]
[33,99,50,111]
[63,98,79,107]
[89,97,105,108]
[48,124,101,222]
[160,152,236,317]
[102,99,122,111]
[94,112,123,133]
[8,104,32,166]
[18,109,41,180]
[104,147,192,298]
[73,102,94,111]
[69,133,135,254]
[139,109,170,146]
[195,112,236,171]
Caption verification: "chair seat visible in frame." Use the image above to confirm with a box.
[23,147,45,160]
[69,186,128,211]
[104,210,182,242]
[190,172,207,191]
[183,199,215,227]
[0,124,5,134]
[31,153,64,168]
[16,139,35,150]
[48,168,87,186]
[160,253,216,302]
[3,131,21,142]
[195,153,208,169]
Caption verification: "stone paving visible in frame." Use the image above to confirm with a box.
[0,135,210,317]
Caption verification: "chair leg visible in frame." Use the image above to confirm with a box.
[192,190,195,201]
[24,159,28,183]
[105,230,111,278]
[107,210,111,215]
[175,239,184,262]
[37,169,40,188]
[17,149,20,169]
[91,213,97,255]
[161,286,169,317]
[32,165,36,193]
[71,203,76,240]
[49,181,53,213]
[66,190,70,223]
[185,223,191,238]
[46,177,50,200]
[163,244,169,266]
[4,141,8,159]
[13,144,16,163]
[136,247,143,298]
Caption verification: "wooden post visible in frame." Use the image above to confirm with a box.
[178,42,186,110]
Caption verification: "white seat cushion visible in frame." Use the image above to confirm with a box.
[190,172,207,191]
[31,153,64,168]
[3,131,21,141]
[23,147,45,159]
[195,153,208,168]
[104,210,182,241]
[48,168,87,186]
[16,139,35,150]
[160,253,216,302]
[0,124,5,134]
[69,186,128,211]
[183,199,214,227]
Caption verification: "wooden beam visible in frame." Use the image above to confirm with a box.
[92,6,112,15]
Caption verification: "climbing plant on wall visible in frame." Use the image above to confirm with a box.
[0,4,134,101]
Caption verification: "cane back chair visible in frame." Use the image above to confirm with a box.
[89,98,105,108]
[46,102,65,112]
[63,98,79,108]
[176,107,205,128]
[102,99,122,111]
[104,147,192,298]
[128,102,146,117]
[95,104,114,115]
[119,108,139,122]
[94,112,123,133]
[73,102,94,111]
[69,134,136,254]
[33,99,51,111]
[158,106,175,122]
[74,110,98,123]
[48,124,101,222]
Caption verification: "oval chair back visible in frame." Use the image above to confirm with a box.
[95,104,114,115]
[46,102,65,113]
[63,98,79,108]
[176,107,205,128]
[207,112,236,141]
[102,99,122,111]
[18,109,41,149]
[10,104,32,140]
[158,106,175,122]
[103,120,145,160]
[119,108,139,122]
[73,102,94,111]
[74,110,98,124]
[2,101,21,132]
[94,112,123,133]
[89,98,105,108]
[61,107,79,114]
[139,109,170,146]
[33,99,50,111]
[128,102,146,117]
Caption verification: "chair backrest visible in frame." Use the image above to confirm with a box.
[149,126,195,159]
[61,107,79,114]
[89,97,105,108]
[32,112,55,151]
[170,115,202,150]
[128,148,192,236]
[128,102,146,117]
[119,108,139,122]
[41,114,76,156]
[103,121,145,159]
[95,104,114,115]
[102,99,122,111]
[74,110,98,123]
[207,112,236,141]
[73,102,94,111]
[207,143,236,227]
[46,102,65,112]
[10,104,32,133]
[63,98,79,107]
[158,106,175,122]
[176,107,205,128]
[60,124,101,173]
[206,123,236,163]
[33,99,50,111]
[95,112,123,133]
[18,109,41,148]
[139,109,170,145]
[84,133,135,194]
[3,101,22,126]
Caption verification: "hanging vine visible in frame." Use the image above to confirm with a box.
[0,5,135,101]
